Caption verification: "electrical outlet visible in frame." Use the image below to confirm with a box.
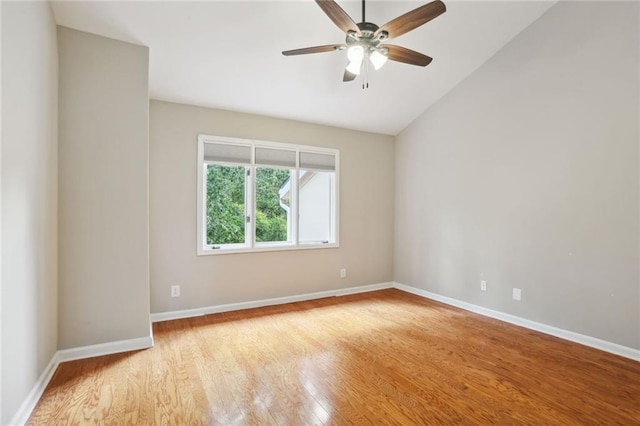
[171,285,181,298]
[512,288,522,301]
[340,268,347,278]
[480,280,487,291]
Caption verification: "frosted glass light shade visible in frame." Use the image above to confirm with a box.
[346,60,362,75]
[345,45,364,75]
[347,45,364,62]
[370,50,388,70]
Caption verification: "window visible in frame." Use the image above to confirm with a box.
[197,135,339,254]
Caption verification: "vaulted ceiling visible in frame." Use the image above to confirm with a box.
[51,1,556,135]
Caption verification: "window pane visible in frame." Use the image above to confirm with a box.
[206,164,246,245]
[299,170,334,243]
[255,167,291,244]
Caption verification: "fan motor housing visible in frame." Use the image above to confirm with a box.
[357,21,379,36]
[346,22,386,50]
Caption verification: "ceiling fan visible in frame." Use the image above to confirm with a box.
[282,0,446,82]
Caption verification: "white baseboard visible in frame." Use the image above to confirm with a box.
[394,282,640,362]
[151,282,394,323]
[8,352,61,426]
[9,334,154,426]
[56,334,154,363]
[335,282,393,297]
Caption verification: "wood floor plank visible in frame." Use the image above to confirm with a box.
[28,289,640,425]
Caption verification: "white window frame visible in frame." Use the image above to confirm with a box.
[197,134,340,255]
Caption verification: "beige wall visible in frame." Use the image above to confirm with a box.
[1,1,58,422]
[58,27,150,349]
[395,2,639,349]
[150,100,394,313]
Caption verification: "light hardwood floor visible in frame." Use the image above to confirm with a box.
[29,289,639,425]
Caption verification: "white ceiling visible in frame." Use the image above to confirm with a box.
[51,1,556,135]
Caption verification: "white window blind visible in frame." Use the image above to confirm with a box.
[255,147,296,168]
[203,143,251,164]
[299,151,336,171]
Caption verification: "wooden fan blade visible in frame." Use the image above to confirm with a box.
[282,44,345,56]
[384,45,433,66]
[376,0,446,39]
[315,0,361,35]
[343,69,357,82]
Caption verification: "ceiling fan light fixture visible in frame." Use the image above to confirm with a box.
[346,45,365,75]
[369,50,388,70]
[347,45,365,63]
[346,59,363,75]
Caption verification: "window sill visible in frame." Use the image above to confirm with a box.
[197,242,339,256]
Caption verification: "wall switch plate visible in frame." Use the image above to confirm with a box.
[480,280,487,291]
[171,285,181,297]
[512,288,522,301]
[340,268,347,278]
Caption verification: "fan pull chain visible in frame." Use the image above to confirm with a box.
[362,55,370,90]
